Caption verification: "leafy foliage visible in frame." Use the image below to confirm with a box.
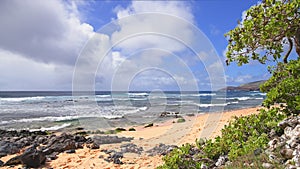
[157,143,202,169]
[225,152,284,169]
[225,0,300,65]
[261,58,300,115]
[158,108,286,168]
[177,118,186,123]
[201,108,285,160]
[225,0,300,113]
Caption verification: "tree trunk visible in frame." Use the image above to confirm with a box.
[283,38,293,63]
[295,28,300,57]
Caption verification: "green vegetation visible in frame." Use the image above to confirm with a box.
[225,0,299,65]
[202,108,285,160]
[225,0,300,115]
[177,118,186,123]
[104,130,117,134]
[261,58,300,115]
[225,152,284,169]
[129,127,136,131]
[115,127,126,132]
[158,0,299,168]
[158,108,286,169]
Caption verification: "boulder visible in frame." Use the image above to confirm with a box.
[280,148,294,159]
[262,162,273,169]
[65,149,76,154]
[120,143,143,154]
[215,155,227,167]
[88,143,100,149]
[19,145,46,168]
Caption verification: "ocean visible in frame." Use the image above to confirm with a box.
[0,91,266,131]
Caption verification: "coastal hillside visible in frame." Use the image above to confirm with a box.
[223,80,266,91]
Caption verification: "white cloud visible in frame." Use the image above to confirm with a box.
[235,74,253,83]
[115,1,194,22]
[0,0,96,90]
[0,1,224,91]
[111,1,196,54]
[0,0,94,65]
[88,1,202,91]
[0,49,73,90]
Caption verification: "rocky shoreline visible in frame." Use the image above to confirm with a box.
[0,107,271,168]
[0,129,178,168]
[0,130,125,167]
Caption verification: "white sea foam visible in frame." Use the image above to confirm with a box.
[95,97,113,102]
[0,96,45,102]
[195,103,228,107]
[251,93,266,96]
[138,107,148,111]
[226,97,252,101]
[130,98,148,101]
[174,100,195,104]
[101,115,124,119]
[127,92,148,97]
[96,94,111,98]
[0,116,80,124]
[29,123,71,132]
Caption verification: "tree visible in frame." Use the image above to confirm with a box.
[225,0,300,115]
[225,0,299,66]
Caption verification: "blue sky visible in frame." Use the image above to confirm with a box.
[0,0,278,91]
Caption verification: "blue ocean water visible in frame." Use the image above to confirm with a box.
[0,91,266,130]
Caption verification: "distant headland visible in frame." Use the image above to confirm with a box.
[222,80,267,91]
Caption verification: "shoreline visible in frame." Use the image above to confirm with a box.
[0,106,262,169]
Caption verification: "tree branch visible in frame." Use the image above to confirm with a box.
[283,38,293,63]
[295,28,300,57]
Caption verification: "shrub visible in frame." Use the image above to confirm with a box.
[115,128,126,132]
[261,58,300,115]
[159,108,286,168]
[177,118,186,123]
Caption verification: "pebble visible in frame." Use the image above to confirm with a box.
[262,162,273,169]
[65,149,76,154]
[280,148,294,159]
[215,155,227,167]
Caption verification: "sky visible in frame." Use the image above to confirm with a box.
[0,0,277,91]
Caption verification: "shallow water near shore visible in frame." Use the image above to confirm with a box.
[0,91,265,131]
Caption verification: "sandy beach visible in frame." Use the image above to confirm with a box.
[0,107,261,169]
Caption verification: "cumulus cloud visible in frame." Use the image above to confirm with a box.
[0,0,96,90]
[115,1,194,21]
[0,0,225,91]
[0,49,73,90]
[0,0,94,65]
[110,1,196,54]
[88,1,216,91]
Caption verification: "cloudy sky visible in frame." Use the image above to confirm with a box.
[0,0,274,91]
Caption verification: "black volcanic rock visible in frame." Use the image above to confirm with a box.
[19,145,46,168]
